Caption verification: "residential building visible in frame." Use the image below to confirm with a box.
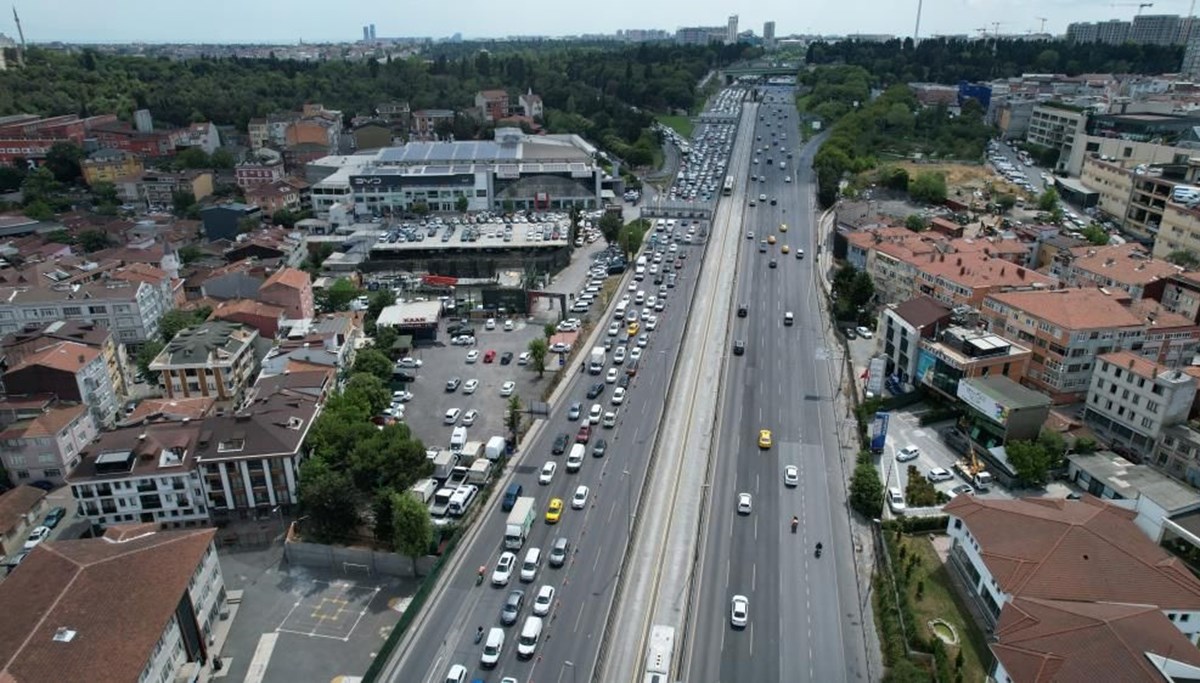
[982,288,1147,403]
[2,342,119,427]
[1153,424,1200,486]
[674,26,724,45]
[197,260,271,301]
[920,326,1032,400]
[244,181,300,215]
[518,90,543,119]
[375,101,411,127]
[235,148,286,189]
[726,15,739,44]
[1027,104,1089,172]
[261,313,360,375]
[125,170,214,211]
[475,89,510,122]
[1067,19,1131,44]
[878,296,953,388]
[258,267,313,320]
[91,122,176,158]
[0,527,228,683]
[1129,299,1200,368]
[208,299,285,339]
[1160,271,1200,323]
[763,21,776,47]
[195,386,320,519]
[410,109,455,140]
[1155,198,1200,261]
[175,121,220,155]
[0,137,67,166]
[0,276,173,344]
[0,485,47,558]
[0,320,129,399]
[1132,14,1184,46]
[944,495,1200,673]
[200,203,261,242]
[148,321,260,407]
[1185,29,1200,78]
[80,149,143,187]
[1065,133,1198,178]
[0,113,117,143]
[1054,243,1181,301]
[956,376,1051,486]
[0,404,98,486]
[1084,351,1196,452]
[915,251,1054,308]
[247,118,268,150]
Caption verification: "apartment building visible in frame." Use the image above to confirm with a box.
[244,181,300,215]
[982,288,1147,403]
[148,321,260,408]
[119,170,214,210]
[519,90,544,119]
[0,276,174,344]
[235,149,286,189]
[1055,243,1182,300]
[1084,351,1196,453]
[257,267,313,320]
[2,341,120,427]
[914,251,1055,308]
[80,148,144,186]
[1160,272,1200,323]
[0,527,228,683]
[920,326,1033,400]
[0,320,128,399]
[1028,104,1089,172]
[68,420,210,529]
[475,89,510,122]
[879,296,954,388]
[0,404,98,486]
[1130,299,1200,368]
[0,485,48,558]
[1155,199,1200,260]
[410,109,455,140]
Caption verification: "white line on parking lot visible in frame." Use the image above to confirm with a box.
[243,632,279,683]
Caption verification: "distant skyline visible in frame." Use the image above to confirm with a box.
[2,0,1186,44]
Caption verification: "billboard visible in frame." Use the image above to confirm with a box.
[869,412,890,453]
[956,380,1009,426]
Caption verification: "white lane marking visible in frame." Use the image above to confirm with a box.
[243,632,278,683]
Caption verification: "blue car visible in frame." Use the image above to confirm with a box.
[43,507,66,529]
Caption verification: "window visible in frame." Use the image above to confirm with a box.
[217,439,244,453]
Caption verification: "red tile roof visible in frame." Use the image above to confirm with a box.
[1067,243,1182,288]
[7,341,100,374]
[917,252,1055,291]
[0,528,217,683]
[945,496,1200,608]
[1098,350,1165,381]
[261,266,310,292]
[0,485,45,536]
[0,404,87,441]
[986,288,1144,331]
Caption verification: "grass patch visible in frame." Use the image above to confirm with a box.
[898,534,991,682]
[656,114,695,139]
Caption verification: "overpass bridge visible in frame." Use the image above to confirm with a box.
[720,62,799,85]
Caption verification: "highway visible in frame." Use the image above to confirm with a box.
[380,109,740,683]
[682,87,871,682]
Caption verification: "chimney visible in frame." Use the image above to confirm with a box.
[1001,267,1006,277]
[957,257,963,266]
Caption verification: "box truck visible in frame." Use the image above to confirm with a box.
[505,496,536,550]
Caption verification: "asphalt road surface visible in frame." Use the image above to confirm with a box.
[682,87,871,683]
[380,139,721,683]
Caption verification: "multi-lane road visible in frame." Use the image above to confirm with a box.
[683,88,871,682]
[379,122,734,683]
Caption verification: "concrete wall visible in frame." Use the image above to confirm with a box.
[284,538,436,576]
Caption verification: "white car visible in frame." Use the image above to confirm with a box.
[539,461,557,485]
[887,488,906,514]
[611,387,626,405]
[731,595,749,629]
[737,493,752,515]
[606,367,619,383]
[485,318,497,330]
[855,326,873,339]
[504,320,515,332]
[589,403,603,424]
[397,357,423,368]
[637,334,649,348]
[446,664,468,683]
[391,390,413,403]
[759,193,767,201]
[462,409,479,427]
[784,465,799,487]
[480,627,504,668]
[613,346,627,364]
[466,350,480,364]
[22,525,50,550]
[608,322,621,337]
[518,351,531,365]
[443,408,461,425]
[927,467,953,483]
[500,381,516,397]
[463,379,479,394]
[533,585,555,616]
[492,552,517,586]
[602,411,617,428]
[629,347,642,362]
[896,446,920,462]
[571,485,590,509]
[646,316,658,330]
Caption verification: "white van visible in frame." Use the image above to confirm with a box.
[447,484,478,516]
[566,444,585,472]
[450,426,467,451]
[520,547,541,582]
[480,628,504,668]
[614,301,628,322]
[517,616,543,658]
[635,290,645,305]
[634,266,645,281]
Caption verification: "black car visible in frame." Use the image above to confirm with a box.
[737,305,748,318]
[500,589,525,625]
[552,433,570,455]
[770,198,777,206]
[593,438,608,458]
[617,373,632,389]
[587,383,605,399]
[28,480,54,492]
[500,351,514,365]
[733,340,746,356]
[769,259,778,269]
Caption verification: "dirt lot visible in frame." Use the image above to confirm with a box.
[894,161,1026,199]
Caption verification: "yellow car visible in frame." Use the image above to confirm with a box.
[546,498,564,523]
[758,429,773,449]
[779,223,788,232]
[781,245,791,254]
[767,235,777,245]
[628,322,640,336]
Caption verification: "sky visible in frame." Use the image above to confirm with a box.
[3,0,1189,44]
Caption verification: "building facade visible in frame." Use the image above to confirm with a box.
[2,341,120,427]
[0,404,98,486]
[1084,351,1196,452]
[149,321,260,408]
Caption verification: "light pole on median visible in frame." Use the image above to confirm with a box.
[623,469,634,539]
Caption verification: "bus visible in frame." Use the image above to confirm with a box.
[643,624,676,682]
[723,175,735,196]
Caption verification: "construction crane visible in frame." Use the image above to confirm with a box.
[1111,2,1155,14]
[1036,16,1048,33]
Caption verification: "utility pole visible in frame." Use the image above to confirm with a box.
[913,0,924,43]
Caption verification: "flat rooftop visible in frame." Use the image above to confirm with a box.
[370,223,569,253]
[1070,451,1200,513]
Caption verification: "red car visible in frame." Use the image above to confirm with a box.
[674,260,684,269]
[576,424,591,443]
[483,349,497,363]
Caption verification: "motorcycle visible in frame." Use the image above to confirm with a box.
[815,542,823,559]
[474,627,484,644]
[790,517,798,533]
[476,566,485,586]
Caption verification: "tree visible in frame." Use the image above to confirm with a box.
[881,166,910,191]
[20,167,60,205]
[158,307,210,343]
[135,340,164,383]
[91,181,119,206]
[543,322,557,340]
[372,490,396,550]
[23,201,54,221]
[43,142,85,183]
[995,194,1016,213]
[1081,224,1110,246]
[528,337,549,378]
[367,289,395,325]
[618,218,647,262]
[849,462,884,518]
[1037,187,1059,212]
[1007,439,1054,486]
[344,373,390,415]
[904,214,926,232]
[317,278,359,313]
[506,394,523,441]
[172,190,196,215]
[352,348,394,382]
[77,229,113,253]
[599,211,623,246]
[373,325,399,359]
[1167,250,1200,269]
[908,171,947,204]
[904,466,940,506]
[237,216,260,234]
[210,148,236,169]
[0,164,26,192]
[174,147,211,170]
[392,491,434,577]
[298,458,360,543]
[411,201,429,216]
[178,245,204,264]
[346,425,430,493]
[455,195,469,213]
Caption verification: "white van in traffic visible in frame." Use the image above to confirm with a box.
[517,616,543,658]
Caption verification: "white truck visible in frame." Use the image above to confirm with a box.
[588,346,606,374]
[432,450,458,481]
[504,496,536,550]
[485,436,507,461]
[467,458,493,485]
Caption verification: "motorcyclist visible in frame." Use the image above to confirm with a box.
[790,516,799,532]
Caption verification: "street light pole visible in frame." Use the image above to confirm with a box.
[564,660,578,683]
[623,469,633,539]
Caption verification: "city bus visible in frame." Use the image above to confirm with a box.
[723,175,735,196]
[643,624,676,682]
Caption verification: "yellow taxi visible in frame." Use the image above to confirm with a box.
[767,235,777,245]
[758,429,773,449]
[781,245,791,254]
[546,498,564,523]
[627,321,640,336]
[779,223,788,232]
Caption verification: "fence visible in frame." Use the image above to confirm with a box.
[283,539,434,577]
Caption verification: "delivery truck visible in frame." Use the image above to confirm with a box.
[504,496,536,550]
[588,346,606,374]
